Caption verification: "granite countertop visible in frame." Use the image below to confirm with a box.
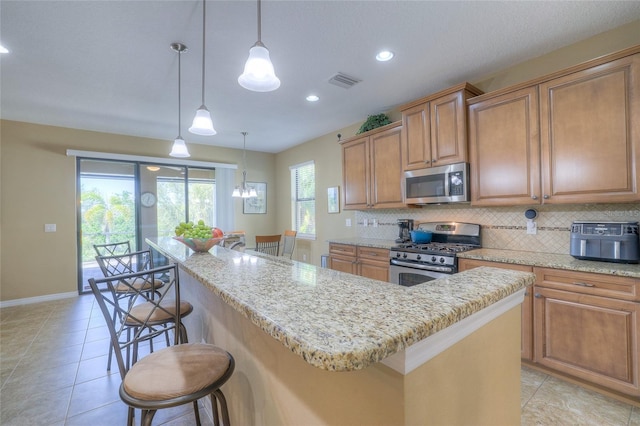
[327,238,397,250]
[458,248,640,278]
[326,239,639,278]
[148,237,533,372]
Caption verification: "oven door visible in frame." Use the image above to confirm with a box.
[389,263,451,287]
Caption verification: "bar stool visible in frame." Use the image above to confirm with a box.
[88,264,234,426]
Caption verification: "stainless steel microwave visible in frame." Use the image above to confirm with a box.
[404,162,470,204]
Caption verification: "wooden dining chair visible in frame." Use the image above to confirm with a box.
[281,230,297,258]
[255,234,281,256]
[88,264,234,426]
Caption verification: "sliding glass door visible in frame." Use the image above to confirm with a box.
[77,159,216,293]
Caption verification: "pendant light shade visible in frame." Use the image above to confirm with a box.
[189,105,216,135]
[238,0,280,92]
[170,137,190,158]
[189,0,217,135]
[170,43,191,158]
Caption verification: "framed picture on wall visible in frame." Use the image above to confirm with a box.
[328,186,340,214]
[243,182,267,214]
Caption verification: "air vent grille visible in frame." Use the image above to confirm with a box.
[328,72,362,89]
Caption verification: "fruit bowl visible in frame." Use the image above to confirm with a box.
[173,236,223,252]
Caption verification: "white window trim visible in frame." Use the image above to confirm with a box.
[66,149,237,169]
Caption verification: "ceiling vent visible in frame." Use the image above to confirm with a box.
[328,72,362,89]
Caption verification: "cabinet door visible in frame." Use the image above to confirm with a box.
[342,136,370,209]
[468,86,541,206]
[370,125,405,208]
[539,53,640,203]
[430,90,467,166]
[401,103,431,171]
[458,258,534,360]
[534,286,639,397]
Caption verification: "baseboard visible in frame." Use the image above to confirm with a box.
[0,291,79,308]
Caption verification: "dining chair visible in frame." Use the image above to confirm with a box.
[281,230,297,258]
[93,241,132,257]
[88,264,234,426]
[255,234,281,256]
[96,250,178,370]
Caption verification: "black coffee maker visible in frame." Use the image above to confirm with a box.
[396,219,414,243]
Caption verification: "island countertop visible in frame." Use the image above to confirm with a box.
[148,237,534,372]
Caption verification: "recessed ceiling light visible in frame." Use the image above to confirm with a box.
[0,44,9,54]
[306,95,319,102]
[376,50,394,62]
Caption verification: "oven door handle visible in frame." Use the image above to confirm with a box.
[390,259,454,273]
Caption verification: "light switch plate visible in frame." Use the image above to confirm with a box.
[346,218,352,227]
[44,224,57,232]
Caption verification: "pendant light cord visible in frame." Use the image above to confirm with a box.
[257,0,262,44]
[177,49,182,138]
[242,132,248,188]
[200,0,206,105]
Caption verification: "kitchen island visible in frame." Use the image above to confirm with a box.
[148,237,534,425]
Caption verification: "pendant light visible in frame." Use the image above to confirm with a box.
[189,0,216,135]
[232,132,257,198]
[238,0,280,92]
[169,43,191,158]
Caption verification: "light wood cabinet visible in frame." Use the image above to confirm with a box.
[468,86,541,205]
[401,83,483,171]
[329,243,389,282]
[539,53,640,204]
[468,48,640,206]
[458,258,534,360]
[533,268,640,397]
[328,243,357,274]
[341,122,405,210]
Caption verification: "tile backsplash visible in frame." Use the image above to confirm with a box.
[356,203,640,254]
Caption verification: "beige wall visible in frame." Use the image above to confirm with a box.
[0,120,276,301]
[2,20,638,303]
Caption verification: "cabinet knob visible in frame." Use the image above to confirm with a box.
[531,195,538,200]
[534,293,543,298]
[543,195,549,199]
[425,160,431,164]
[432,159,437,163]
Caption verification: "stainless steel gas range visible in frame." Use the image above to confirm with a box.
[389,222,481,287]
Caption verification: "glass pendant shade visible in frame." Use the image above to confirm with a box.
[238,44,280,92]
[170,137,191,157]
[249,187,258,197]
[189,106,217,135]
[232,187,241,197]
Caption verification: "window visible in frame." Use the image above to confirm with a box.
[290,161,315,238]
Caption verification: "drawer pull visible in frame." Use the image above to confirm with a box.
[573,282,595,287]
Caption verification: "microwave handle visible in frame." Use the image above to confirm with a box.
[444,172,451,197]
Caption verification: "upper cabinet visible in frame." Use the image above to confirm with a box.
[539,53,639,204]
[468,47,640,206]
[341,122,406,210]
[400,83,483,171]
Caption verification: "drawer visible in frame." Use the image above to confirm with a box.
[535,267,640,301]
[329,243,357,257]
[357,246,389,262]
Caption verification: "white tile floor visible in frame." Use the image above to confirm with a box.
[1,295,639,425]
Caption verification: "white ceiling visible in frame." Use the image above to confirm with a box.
[2,1,640,153]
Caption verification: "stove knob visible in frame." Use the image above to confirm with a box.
[396,252,401,258]
[431,256,437,262]
[439,257,445,263]
[416,255,421,260]
[403,253,408,259]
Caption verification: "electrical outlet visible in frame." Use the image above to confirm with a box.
[363,218,368,227]
[526,220,537,235]
[372,219,378,227]
[346,218,352,227]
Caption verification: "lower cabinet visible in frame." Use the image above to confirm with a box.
[534,268,640,397]
[329,243,390,282]
[458,258,534,360]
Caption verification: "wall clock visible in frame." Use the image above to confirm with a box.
[141,192,157,207]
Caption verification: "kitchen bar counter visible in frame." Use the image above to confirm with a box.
[147,237,534,424]
[148,237,532,372]
[458,248,640,278]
